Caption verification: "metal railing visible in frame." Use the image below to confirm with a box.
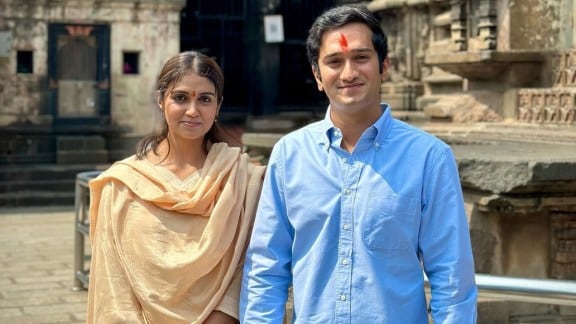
[72,171,576,307]
[72,170,102,291]
[474,274,576,306]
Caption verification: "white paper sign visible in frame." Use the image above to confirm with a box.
[264,15,284,43]
[0,32,12,57]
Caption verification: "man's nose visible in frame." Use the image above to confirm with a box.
[341,60,359,81]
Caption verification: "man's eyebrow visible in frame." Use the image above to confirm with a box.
[348,48,374,54]
[322,48,374,59]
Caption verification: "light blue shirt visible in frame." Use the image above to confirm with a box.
[240,105,477,323]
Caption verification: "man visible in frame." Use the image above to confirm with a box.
[240,5,477,323]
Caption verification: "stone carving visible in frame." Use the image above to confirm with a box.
[477,0,497,50]
[559,92,576,123]
[517,51,576,124]
[531,92,545,123]
[554,51,576,87]
[388,35,408,82]
[544,92,561,123]
[551,213,576,280]
[517,91,532,122]
[448,1,467,51]
[517,89,576,124]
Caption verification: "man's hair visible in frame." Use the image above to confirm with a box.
[305,5,388,74]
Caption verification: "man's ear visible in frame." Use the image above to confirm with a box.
[380,57,390,81]
[312,66,323,92]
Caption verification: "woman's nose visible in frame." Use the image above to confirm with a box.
[186,103,199,117]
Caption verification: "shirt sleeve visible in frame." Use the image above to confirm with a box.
[419,146,478,323]
[240,142,293,323]
[87,181,146,324]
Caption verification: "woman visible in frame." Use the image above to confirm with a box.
[87,51,265,324]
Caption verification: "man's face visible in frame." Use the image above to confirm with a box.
[313,22,386,115]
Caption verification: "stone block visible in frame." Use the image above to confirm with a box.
[57,150,108,165]
[56,136,106,151]
[477,299,509,324]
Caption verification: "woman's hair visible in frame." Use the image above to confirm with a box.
[305,5,388,75]
[135,50,241,160]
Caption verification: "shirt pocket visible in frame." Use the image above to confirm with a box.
[361,194,420,252]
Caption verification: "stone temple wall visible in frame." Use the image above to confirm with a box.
[517,51,576,124]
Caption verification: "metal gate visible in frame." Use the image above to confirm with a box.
[48,24,110,126]
[181,0,249,113]
[181,0,336,116]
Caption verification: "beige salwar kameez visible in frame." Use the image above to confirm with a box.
[86,143,265,324]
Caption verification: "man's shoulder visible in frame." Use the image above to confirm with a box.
[282,120,324,141]
[390,118,450,149]
[271,120,324,155]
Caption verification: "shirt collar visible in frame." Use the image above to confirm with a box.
[318,103,393,150]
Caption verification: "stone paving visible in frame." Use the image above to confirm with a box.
[1,206,574,324]
[0,206,87,324]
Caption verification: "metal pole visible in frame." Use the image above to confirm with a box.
[475,273,576,307]
[72,173,84,291]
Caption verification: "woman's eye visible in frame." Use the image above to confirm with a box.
[199,96,212,103]
[173,94,187,102]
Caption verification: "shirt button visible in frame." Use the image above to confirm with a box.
[341,259,349,265]
[343,223,350,230]
[340,294,347,301]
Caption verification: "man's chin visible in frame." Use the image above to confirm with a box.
[336,95,362,106]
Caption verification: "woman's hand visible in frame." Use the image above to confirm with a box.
[203,310,238,324]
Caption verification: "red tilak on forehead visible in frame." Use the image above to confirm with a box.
[339,33,348,51]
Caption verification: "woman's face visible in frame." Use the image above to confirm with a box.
[161,71,220,145]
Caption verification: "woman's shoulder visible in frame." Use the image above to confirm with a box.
[247,160,266,183]
[93,154,149,183]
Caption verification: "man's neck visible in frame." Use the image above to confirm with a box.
[330,106,382,152]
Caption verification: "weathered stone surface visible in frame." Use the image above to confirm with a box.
[424,94,503,122]
[451,141,576,193]
[0,207,87,324]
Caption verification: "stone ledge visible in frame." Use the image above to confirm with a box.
[449,139,576,194]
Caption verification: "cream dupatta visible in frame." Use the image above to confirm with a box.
[86,143,265,323]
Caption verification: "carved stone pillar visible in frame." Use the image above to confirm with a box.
[477,0,497,50]
[450,0,467,51]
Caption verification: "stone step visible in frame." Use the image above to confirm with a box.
[0,164,107,182]
[0,191,75,207]
[56,135,106,151]
[0,178,75,193]
[510,314,576,323]
[0,163,108,207]
[56,150,108,164]
[0,152,55,164]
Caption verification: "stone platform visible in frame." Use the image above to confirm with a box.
[0,207,87,324]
